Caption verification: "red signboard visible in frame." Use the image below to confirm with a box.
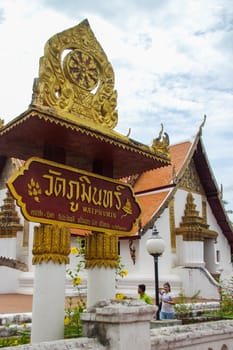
[7,157,141,235]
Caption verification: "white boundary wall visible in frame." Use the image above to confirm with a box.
[151,320,233,350]
[1,320,233,350]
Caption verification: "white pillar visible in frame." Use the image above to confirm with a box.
[87,266,115,307]
[31,262,66,343]
[178,240,205,267]
[85,233,118,308]
[31,224,70,344]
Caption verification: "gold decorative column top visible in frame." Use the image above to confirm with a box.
[176,192,218,241]
[31,19,118,130]
[85,233,118,269]
[32,224,70,265]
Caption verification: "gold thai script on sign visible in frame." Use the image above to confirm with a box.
[42,171,125,211]
[7,157,141,235]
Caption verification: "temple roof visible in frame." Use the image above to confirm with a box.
[3,127,232,248]
[133,141,191,193]
[0,107,170,179]
[128,128,233,252]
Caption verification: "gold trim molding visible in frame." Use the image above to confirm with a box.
[1,108,170,165]
[169,197,176,252]
[85,232,118,268]
[32,224,70,264]
[202,195,207,224]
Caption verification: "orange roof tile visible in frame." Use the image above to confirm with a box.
[134,141,191,193]
[128,191,170,236]
[137,191,169,227]
[122,141,192,238]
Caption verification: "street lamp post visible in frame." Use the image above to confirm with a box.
[146,225,165,320]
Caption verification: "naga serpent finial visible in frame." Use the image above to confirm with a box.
[150,123,170,158]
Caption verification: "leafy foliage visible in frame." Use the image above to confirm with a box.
[65,238,128,337]
[218,276,233,317]
[0,324,30,348]
[64,297,86,338]
[174,290,200,318]
[65,238,86,338]
[115,256,128,283]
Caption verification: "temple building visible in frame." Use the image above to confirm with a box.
[117,123,233,299]
[0,20,232,302]
[0,122,232,300]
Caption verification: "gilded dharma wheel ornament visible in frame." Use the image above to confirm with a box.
[31,19,118,130]
[63,50,99,91]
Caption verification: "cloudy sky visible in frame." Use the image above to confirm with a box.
[0,0,233,216]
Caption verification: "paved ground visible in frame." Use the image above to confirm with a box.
[0,294,219,315]
[0,294,32,314]
[0,294,83,314]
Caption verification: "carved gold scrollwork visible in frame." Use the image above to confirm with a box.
[179,160,204,194]
[32,224,70,264]
[85,232,118,268]
[31,19,118,130]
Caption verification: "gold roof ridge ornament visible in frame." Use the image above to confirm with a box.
[150,123,170,158]
[31,19,118,130]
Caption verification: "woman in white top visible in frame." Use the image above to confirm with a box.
[160,282,175,320]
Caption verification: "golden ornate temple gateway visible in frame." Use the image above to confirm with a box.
[0,20,170,177]
[0,19,170,342]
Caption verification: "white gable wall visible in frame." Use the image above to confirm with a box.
[206,202,233,281]
[118,205,182,298]
[118,186,233,299]
[155,206,176,275]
